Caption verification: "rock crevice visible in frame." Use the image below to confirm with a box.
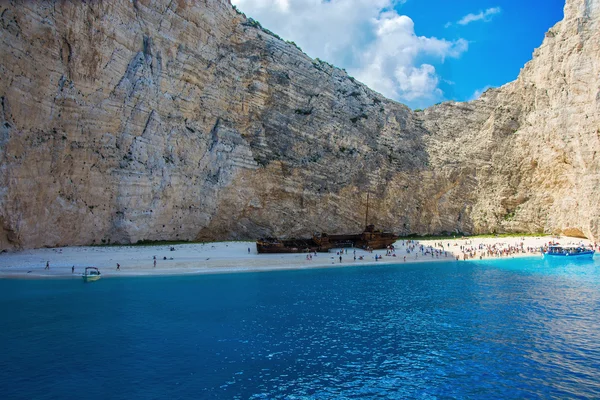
[0,0,599,249]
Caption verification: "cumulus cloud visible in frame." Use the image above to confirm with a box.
[457,7,502,26]
[231,0,468,107]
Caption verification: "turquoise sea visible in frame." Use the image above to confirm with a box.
[1,257,600,399]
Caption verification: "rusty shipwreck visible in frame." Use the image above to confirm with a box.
[256,195,398,253]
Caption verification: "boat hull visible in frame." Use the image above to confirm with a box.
[543,251,595,259]
[357,237,398,250]
[256,244,321,254]
[256,230,399,254]
[82,275,101,282]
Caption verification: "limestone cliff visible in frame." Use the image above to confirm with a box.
[421,0,600,239]
[0,0,598,249]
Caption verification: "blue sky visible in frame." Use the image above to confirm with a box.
[232,0,565,109]
[402,0,565,105]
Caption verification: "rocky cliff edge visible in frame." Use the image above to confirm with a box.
[0,0,598,249]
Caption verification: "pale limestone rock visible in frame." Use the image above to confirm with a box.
[0,0,599,250]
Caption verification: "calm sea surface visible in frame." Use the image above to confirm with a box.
[2,257,600,399]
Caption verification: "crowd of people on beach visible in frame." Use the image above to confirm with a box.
[28,236,599,276]
[453,241,531,260]
[297,240,456,264]
[291,237,549,264]
[398,240,451,260]
[435,238,574,260]
[456,239,596,260]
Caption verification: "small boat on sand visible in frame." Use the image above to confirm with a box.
[543,245,594,259]
[82,267,101,282]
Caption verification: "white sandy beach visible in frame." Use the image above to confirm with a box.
[0,236,593,279]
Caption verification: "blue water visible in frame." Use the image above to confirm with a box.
[2,257,600,399]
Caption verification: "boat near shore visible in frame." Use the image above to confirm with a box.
[82,267,101,282]
[543,245,595,259]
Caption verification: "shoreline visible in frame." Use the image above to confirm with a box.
[0,242,456,279]
[0,236,591,279]
[0,259,451,280]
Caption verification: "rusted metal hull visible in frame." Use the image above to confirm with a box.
[256,227,399,254]
[256,239,322,254]
[357,237,398,250]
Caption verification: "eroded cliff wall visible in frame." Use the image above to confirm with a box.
[0,0,598,249]
[422,0,600,239]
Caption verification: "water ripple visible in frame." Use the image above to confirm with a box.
[1,258,600,398]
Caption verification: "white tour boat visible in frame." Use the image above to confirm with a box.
[543,245,594,259]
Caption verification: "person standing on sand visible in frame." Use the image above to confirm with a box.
[153,259,156,268]
[72,266,74,273]
[248,247,251,254]
[45,261,49,270]
[339,255,342,263]
[116,263,120,271]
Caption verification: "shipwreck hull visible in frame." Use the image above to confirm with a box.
[256,226,399,254]
[357,237,398,250]
[256,245,321,254]
[256,239,321,254]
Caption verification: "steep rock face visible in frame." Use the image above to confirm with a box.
[0,0,598,249]
[422,0,600,239]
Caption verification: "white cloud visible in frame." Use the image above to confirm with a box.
[231,0,468,107]
[470,85,493,100]
[457,7,501,26]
